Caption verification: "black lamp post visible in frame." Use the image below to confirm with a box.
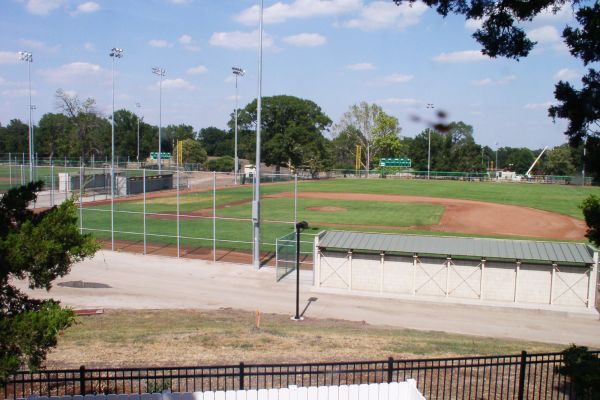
[292,221,308,321]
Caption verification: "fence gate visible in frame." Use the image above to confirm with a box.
[276,231,297,282]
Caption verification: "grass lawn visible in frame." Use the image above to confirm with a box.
[294,179,600,219]
[45,309,562,368]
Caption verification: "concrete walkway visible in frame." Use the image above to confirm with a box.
[14,251,600,347]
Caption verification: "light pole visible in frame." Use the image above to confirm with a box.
[582,137,587,186]
[110,47,123,251]
[292,221,309,321]
[136,102,141,163]
[30,104,36,177]
[19,51,33,181]
[253,0,264,270]
[495,142,499,178]
[426,103,434,179]
[232,67,245,185]
[152,67,166,172]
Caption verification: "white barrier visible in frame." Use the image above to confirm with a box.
[25,381,425,400]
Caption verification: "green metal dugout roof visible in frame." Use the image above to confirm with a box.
[317,231,596,265]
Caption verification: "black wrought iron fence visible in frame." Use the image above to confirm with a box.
[3,351,598,400]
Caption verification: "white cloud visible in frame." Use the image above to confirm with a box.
[1,88,38,97]
[235,0,361,25]
[40,62,103,83]
[377,98,424,107]
[464,18,483,31]
[187,65,208,75]
[344,1,428,31]
[282,33,326,47]
[384,73,414,83]
[528,25,561,44]
[170,0,192,4]
[25,0,65,15]
[178,34,201,51]
[525,101,555,110]
[148,39,172,48]
[18,39,45,49]
[433,50,489,63]
[74,1,100,14]
[346,62,375,71]
[84,42,95,51]
[161,78,195,91]
[209,30,274,50]
[0,51,20,64]
[179,34,193,45]
[554,68,580,81]
[471,75,516,86]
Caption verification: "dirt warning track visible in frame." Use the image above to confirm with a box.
[267,192,586,241]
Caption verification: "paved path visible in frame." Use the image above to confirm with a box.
[14,251,600,347]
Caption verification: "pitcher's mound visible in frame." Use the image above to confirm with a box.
[306,206,348,212]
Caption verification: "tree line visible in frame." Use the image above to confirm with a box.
[0,90,596,179]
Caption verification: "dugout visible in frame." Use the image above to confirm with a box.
[313,231,598,313]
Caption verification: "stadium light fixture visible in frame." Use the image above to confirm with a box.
[19,51,33,181]
[110,47,124,251]
[152,67,166,172]
[232,67,245,185]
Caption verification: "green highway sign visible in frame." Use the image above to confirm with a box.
[150,152,171,160]
[379,158,411,167]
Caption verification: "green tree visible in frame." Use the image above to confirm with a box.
[372,113,405,162]
[205,156,235,172]
[0,119,29,154]
[506,148,535,174]
[162,124,195,153]
[0,182,99,385]
[556,344,600,399]
[331,125,363,170]
[174,139,207,165]
[580,195,600,247]
[543,144,577,176]
[235,95,332,172]
[35,113,72,159]
[335,102,383,171]
[198,127,233,157]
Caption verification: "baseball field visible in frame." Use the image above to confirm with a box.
[77,177,600,263]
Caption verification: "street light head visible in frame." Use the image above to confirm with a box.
[109,48,124,58]
[426,103,434,109]
[19,51,32,62]
[136,102,141,108]
[152,67,166,77]
[296,221,309,230]
[232,67,245,77]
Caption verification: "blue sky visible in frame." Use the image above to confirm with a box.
[0,0,586,149]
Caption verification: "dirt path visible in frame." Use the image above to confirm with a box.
[268,192,586,241]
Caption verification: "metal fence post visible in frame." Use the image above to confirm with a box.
[177,168,180,258]
[213,171,216,263]
[239,362,245,390]
[79,162,83,234]
[387,357,394,383]
[517,350,527,400]
[294,174,298,226]
[79,365,86,395]
[8,153,11,186]
[50,161,54,207]
[111,164,114,251]
[143,168,147,255]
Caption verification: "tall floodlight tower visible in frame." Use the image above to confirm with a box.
[253,0,264,270]
[152,67,166,172]
[109,47,123,251]
[426,103,434,179]
[232,67,245,185]
[19,51,33,181]
[136,102,141,163]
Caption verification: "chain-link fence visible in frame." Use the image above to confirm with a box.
[0,160,306,267]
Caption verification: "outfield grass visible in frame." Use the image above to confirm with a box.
[295,179,600,219]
